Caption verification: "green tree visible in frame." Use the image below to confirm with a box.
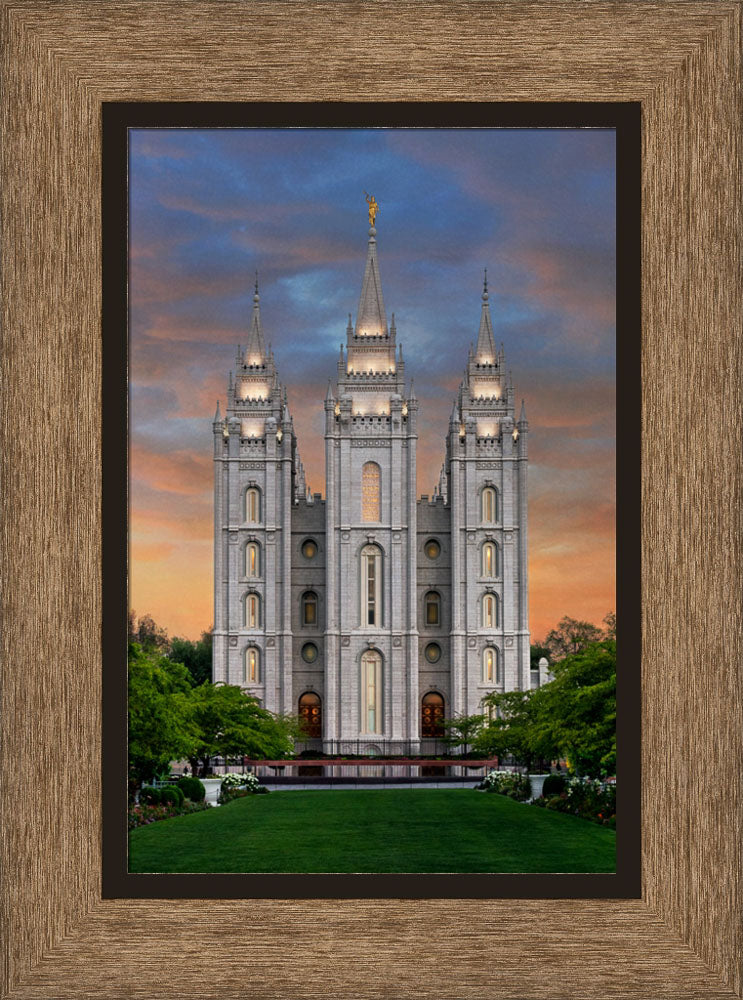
[542,616,603,662]
[128,643,197,786]
[530,642,551,670]
[475,690,558,771]
[187,683,297,776]
[440,713,487,757]
[169,628,213,687]
[128,611,169,652]
[602,612,616,640]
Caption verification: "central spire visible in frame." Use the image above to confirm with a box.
[475,269,496,363]
[244,273,266,365]
[355,220,388,338]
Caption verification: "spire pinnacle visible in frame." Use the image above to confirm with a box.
[244,272,266,365]
[355,224,387,337]
[213,400,221,421]
[475,271,496,363]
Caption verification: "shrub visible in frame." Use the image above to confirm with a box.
[478,770,531,801]
[171,785,185,805]
[541,773,567,798]
[159,786,181,806]
[177,776,205,802]
[128,799,210,830]
[139,786,161,805]
[219,772,267,804]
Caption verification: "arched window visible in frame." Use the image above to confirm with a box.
[482,592,499,628]
[421,692,445,738]
[482,541,499,578]
[361,544,382,626]
[244,646,260,683]
[298,692,322,739]
[482,646,500,684]
[245,541,260,578]
[246,487,261,523]
[425,590,441,627]
[361,650,382,734]
[302,590,318,627]
[481,486,498,524]
[245,592,261,629]
[361,462,381,522]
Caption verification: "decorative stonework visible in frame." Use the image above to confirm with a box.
[267,637,275,647]
[341,636,350,647]
[341,531,350,541]
[505,637,514,647]
[393,636,402,647]
[351,439,391,447]
[468,638,477,648]
[240,461,264,470]
[393,531,401,541]
[476,461,499,469]
[229,637,238,647]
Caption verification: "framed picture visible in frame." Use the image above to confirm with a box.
[104,101,639,897]
[3,4,740,998]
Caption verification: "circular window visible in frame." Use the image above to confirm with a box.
[301,539,317,559]
[425,539,441,559]
[424,642,442,663]
[301,642,318,663]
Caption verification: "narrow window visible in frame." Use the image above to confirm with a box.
[246,487,261,523]
[361,462,381,522]
[425,591,440,627]
[482,593,499,628]
[245,647,260,683]
[246,542,260,578]
[482,646,500,683]
[246,593,260,629]
[361,650,382,734]
[361,545,382,626]
[481,486,497,524]
[302,591,318,627]
[483,542,499,578]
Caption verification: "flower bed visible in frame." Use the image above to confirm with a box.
[532,775,616,828]
[128,800,210,830]
[218,771,269,804]
[477,770,531,801]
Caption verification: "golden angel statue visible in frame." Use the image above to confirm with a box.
[364,191,379,227]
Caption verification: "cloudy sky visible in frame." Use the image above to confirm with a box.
[129,127,615,642]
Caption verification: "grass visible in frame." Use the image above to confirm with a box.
[129,790,616,873]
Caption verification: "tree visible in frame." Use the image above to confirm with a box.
[475,690,558,771]
[542,616,603,662]
[128,642,197,786]
[169,628,213,687]
[602,611,616,640]
[128,611,169,652]
[530,642,551,670]
[440,713,486,756]
[187,683,297,776]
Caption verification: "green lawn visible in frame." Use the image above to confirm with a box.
[129,790,616,873]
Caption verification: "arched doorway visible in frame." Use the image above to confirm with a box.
[298,692,322,739]
[421,692,445,738]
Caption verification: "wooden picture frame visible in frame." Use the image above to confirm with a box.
[2,3,740,997]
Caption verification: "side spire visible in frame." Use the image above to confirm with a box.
[355,216,387,337]
[243,272,266,365]
[475,269,496,363]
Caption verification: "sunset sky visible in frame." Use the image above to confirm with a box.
[129,128,616,642]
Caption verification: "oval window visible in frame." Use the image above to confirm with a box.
[424,642,441,663]
[425,539,440,560]
[301,642,318,663]
[302,539,317,559]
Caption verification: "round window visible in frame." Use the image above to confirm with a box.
[301,539,317,559]
[424,642,441,663]
[425,539,440,559]
[301,642,318,663]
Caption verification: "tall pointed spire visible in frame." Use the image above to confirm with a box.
[475,269,496,363]
[355,223,387,337]
[244,272,266,365]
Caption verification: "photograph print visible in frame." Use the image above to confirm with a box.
[124,123,620,876]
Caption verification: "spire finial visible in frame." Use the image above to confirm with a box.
[254,271,259,300]
[483,268,488,301]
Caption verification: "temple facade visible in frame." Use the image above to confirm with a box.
[212,216,538,753]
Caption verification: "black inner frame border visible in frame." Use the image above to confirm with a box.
[102,101,641,899]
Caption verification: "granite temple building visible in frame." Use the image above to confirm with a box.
[212,214,538,753]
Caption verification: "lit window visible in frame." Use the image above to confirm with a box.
[301,538,317,559]
[482,592,499,628]
[361,545,382,626]
[482,542,498,578]
[361,462,381,522]
[246,542,260,578]
[425,538,440,559]
[245,593,260,629]
[302,591,318,627]
[425,591,440,627]
[245,647,260,683]
[482,646,500,683]
[246,487,261,523]
[481,486,498,524]
[361,650,382,734]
